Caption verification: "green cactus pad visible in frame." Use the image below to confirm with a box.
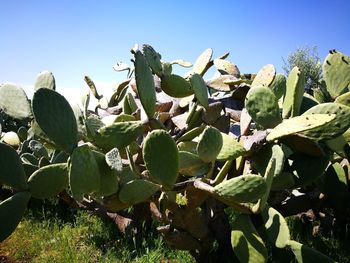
[323,163,348,211]
[197,126,223,163]
[299,94,319,114]
[251,64,276,88]
[94,121,144,151]
[287,240,334,263]
[92,150,119,197]
[28,163,68,199]
[0,83,32,119]
[290,152,330,187]
[35,71,56,91]
[69,144,100,201]
[269,74,286,99]
[0,143,28,190]
[192,48,213,76]
[301,103,350,141]
[177,124,206,142]
[118,179,160,205]
[189,73,209,108]
[251,144,285,179]
[17,126,28,142]
[142,44,163,77]
[179,151,210,177]
[266,114,335,142]
[213,58,240,77]
[253,158,276,212]
[245,86,282,129]
[161,74,193,98]
[217,133,246,161]
[323,50,350,99]
[0,191,31,242]
[335,91,350,106]
[143,130,179,189]
[21,153,39,166]
[282,67,305,118]
[133,49,156,119]
[213,174,267,203]
[231,214,268,263]
[32,88,78,153]
[262,206,290,248]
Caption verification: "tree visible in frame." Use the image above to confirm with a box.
[282,46,322,92]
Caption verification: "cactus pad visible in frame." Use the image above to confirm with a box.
[35,71,56,91]
[0,142,28,190]
[0,191,31,242]
[142,44,163,77]
[287,240,334,263]
[189,73,209,108]
[161,74,193,98]
[269,74,286,99]
[179,151,210,177]
[69,144,100,201]
[282,67,305,118]
[323,50,350,99]
[133,50,156,119]
[197,126,223,162]
[217,133,246,161]
[28,163,68,199]
[192,48,213,75]
[213,58,240,77]
[231,214,268,263]
[301,103,350,141]
[92,150,119,197]
[245,86,282,128]
[94,121,144,151]
[335,91,350,106]
[0,83,32,119]
[32,88,78,153]
[143,130,179,189]
[213,174,267,203]
[266,114,335,142]
[118,179,160,205]
[262,206,290,248]
[251,64,276,88]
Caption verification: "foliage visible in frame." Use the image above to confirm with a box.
[282,46,322,92]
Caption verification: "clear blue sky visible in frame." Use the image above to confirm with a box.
[1,0,350,94]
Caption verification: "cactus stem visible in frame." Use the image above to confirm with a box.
[212,160,233,186]
[205,160,216,179]
[126,146,141,178]
[186,102,198,125]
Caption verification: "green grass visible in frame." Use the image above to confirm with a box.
[0,199,194,263]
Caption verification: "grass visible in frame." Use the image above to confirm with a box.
[2,200,349,262]
[0,199,194,263]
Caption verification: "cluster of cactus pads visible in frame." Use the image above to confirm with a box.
[1,45,350,262]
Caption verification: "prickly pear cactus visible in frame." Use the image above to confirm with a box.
[1,44,347,262]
